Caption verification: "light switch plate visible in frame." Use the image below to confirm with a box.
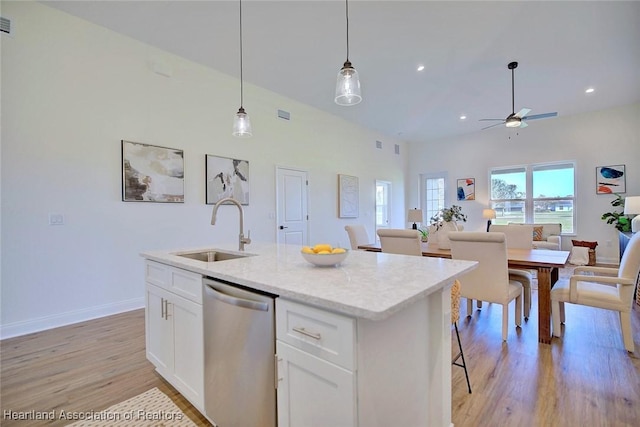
[49,213,64,225]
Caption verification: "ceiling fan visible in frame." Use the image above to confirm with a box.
[480,61,558,130]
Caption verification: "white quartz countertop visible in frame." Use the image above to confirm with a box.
[141,242,477,321]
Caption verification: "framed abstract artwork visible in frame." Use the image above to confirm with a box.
[121,140,184,202]
[206,155,250,205]
[338,174,359,218]
[596,164,625,194]
[456,178,475,201]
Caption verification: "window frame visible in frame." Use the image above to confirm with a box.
[489,161,576,235]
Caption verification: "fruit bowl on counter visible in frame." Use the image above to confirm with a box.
[301,244,349,267]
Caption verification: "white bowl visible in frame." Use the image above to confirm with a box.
[301,249,349,267]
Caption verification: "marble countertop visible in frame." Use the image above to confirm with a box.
[141,242,477,321]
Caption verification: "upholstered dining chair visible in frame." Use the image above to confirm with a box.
[551,232,640,352]
[377,228,472,392]
[376,229,422,256]
[449,232,523,341]
[489,224,535,319]
[344,224,371,250]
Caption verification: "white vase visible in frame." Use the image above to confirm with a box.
[436,221,458,250]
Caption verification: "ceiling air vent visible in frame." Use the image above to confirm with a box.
[1,17,13,36]
[376,140,383,149]
[394,144,400,155]
[277,109,290,120]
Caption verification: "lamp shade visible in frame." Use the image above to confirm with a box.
[623,196,640,232]
[408,209,423,223]
[232,107,252,137]
[482,209,497,219]
[335,61,362,106]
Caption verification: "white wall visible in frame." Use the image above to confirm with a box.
[408,103,640,264]
[0,2,408,338]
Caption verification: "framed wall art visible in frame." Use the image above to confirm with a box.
[338,174,359,218]
[121,140,184,202]
[596,164,625,194]
[206,155,250,205]
[456,178,475,201]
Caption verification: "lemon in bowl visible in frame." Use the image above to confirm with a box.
[301,244,349,267]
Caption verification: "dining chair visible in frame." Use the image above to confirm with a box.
[551,232,640,352]
[449,232,523,341]
[376,229,422,255]
[377,228,472,392]
[344,224,371,250]
[489,224,535,319]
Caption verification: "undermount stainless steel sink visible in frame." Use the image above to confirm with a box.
[174,250,252,262]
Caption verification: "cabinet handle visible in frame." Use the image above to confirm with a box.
[292,326,321,340]
[163,299,170,320]
[274,355,282,389]
[161,297,165,319]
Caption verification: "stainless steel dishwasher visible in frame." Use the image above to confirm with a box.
[203,278,276,427]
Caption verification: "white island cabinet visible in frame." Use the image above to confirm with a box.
[141,243,477,427]
[144,260,204,412]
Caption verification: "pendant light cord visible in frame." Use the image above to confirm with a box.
[345,0,350,61]
[239,0,244,108]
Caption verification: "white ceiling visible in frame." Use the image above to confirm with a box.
[43,0,640,143]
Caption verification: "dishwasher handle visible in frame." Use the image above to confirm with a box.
[205,283,270,312]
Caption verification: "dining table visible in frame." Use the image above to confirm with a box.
[358,241,570,344]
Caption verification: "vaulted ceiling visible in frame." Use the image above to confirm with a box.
[45,1,640,143]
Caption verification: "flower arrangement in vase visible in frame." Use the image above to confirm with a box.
[429,205,467,249]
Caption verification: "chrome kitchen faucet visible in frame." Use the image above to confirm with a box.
[211,197,251,251]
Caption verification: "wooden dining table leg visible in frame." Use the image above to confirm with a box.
[537,266,554,344]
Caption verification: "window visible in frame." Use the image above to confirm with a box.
[490,162,575,233]
[375,180,391,234]
[421,172,447,224]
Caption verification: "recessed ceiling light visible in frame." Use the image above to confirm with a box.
[459,115,467,120]
[585,87,595,94]
[417,65,425,72]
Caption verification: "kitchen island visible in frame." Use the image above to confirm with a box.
[141,242,477,427]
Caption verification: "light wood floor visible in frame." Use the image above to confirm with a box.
[2,291,639,426]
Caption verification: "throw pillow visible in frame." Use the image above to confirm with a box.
[571,240,598,249]
[532,226,544,241]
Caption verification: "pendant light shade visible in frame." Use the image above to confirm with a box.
[335,0,361,106]
[233,106,252,137]
[232,0,252,137]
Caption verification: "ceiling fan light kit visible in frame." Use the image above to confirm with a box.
[479,61,557,131]
[335,0,362,106]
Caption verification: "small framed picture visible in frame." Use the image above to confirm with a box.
[596,164,625,194]
[456,178,475,201]
[206,155,250,205]
[121,140,184,203]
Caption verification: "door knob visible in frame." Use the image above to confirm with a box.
[279,226,288,230]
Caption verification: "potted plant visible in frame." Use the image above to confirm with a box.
[429,205,468,230]
[418,227,429,242]
[601,194,631,232]
[430,205,467,249]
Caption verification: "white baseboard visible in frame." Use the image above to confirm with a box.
[0,298,144,340]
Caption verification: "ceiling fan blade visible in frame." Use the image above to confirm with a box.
[478,118,505,121]
[519,121,529,128]
[481,122,505,130]
[522,112,558,121]
[515,108,531,118]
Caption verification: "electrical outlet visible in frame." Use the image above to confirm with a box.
[49,213,64,225]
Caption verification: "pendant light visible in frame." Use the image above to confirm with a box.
[335,0,362,106]
[232,0,252,137]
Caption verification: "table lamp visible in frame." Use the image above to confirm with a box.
[482,208,496,232]
[408,208,423,230]
[623,196,640,233]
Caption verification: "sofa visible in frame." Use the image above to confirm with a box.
[490,223,562,250]
[510,222,562,250]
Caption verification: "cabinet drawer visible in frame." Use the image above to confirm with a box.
[276,299,354,370]
[145,261,203,304]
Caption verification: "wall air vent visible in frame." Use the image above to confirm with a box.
[1,17,13,36]
[395,144,400,155]
[376,140,383,149]
[277,109,290,120]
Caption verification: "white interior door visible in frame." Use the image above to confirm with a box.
[375,180,391,240]
[276,167,309,245]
